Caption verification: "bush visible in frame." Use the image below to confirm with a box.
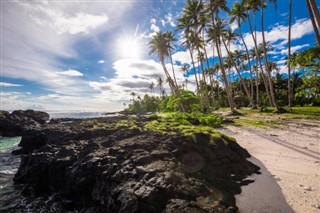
[198,114,223,127]
[169,112,223,128]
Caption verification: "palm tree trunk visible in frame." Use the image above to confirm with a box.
[188,48,200,95]
[222,39,254,107]
[254,67,260,107]
[160,60,176,95]
[261,8,281,111]
[239,21,255,107]
[246,12,273,106]
[308,0,320,28]
[169,50,179,89]
[306,0,320,45]
[216,41,235,111]
[288,0,293,107]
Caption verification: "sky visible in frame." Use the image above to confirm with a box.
[0,0,317,112]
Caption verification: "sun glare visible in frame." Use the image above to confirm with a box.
[118,39,141,59]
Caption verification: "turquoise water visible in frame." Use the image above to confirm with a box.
[0,137,21,153]
[0,137,21,212]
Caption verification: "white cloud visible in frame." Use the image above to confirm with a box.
[89,59,168,100]
[98,60,105,64]
[280,44,310,55]
[230,22,238,32]
[56,69,84,77]
[161,19,166,26]
[0,82,22,87]
[20,1,108,35]
[1,1,133,98]
[165,13,176,27]
[150,23,160,33]
[243,18,313,50]
[172,50,192,64]
[150,18,156,24]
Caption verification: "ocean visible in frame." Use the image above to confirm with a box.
[0,137,21,212]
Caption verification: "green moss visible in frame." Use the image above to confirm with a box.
[148,114,159,120]
[80,112,228,145]
[232,118,284,128]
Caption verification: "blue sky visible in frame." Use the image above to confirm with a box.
[0,0,317,112]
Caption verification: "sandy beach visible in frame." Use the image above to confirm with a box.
[219,119,320,213]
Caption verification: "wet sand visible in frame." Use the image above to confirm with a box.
[219,121,320,213]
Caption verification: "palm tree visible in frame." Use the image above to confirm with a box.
[180,64,191,91]
[130,92,136,101]
[165,31,179,88]
[206,0,236,112]
[148,31,177,95]
[288,0,293,106]
[259,0,282,112]
[184,78,189,90]
[230,2,255,106]
[222,29,254,107]
[306,0,320,45]
[157,77,164,97]
[308,0,320,27]
[207,18,235,111]
[149,31,187,111]
[181,0,212,110]
[149,81,155,96]
[243,0,273,107]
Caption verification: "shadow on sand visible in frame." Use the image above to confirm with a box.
[236,156,294,213]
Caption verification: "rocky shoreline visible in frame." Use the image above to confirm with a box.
[0,110,260,213]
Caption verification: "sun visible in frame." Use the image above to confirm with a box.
[118,38,141,59]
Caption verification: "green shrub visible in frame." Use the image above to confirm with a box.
[148,114,159,120]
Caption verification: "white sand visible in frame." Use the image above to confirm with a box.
[218,120,320,213]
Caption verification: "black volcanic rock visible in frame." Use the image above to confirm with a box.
[0,110,49,136]
[12,116,260,213]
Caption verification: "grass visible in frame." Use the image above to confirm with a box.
[79,112,233,145]
[216,106,320,128]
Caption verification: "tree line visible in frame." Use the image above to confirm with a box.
[128,0,319,113]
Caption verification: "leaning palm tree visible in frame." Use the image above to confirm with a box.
[222,28,254,107]
[259,0,282,112]
[243,0,273,107]
[148,31,177,95]
[230,2,255,106]
[165,31,179,88]
[177,14,200,93]
[207,18,235,111]
[149,31,186,111]
[306,0,320,45]
[288,0,293,106]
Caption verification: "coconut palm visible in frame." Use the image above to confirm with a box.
[165,31,179,88]
[184,78,189,90]
[130,92,136,101]
[230,2,255,106]
[149,81,155,96]
[288,0,293,106]
[148,31,177,95]
[222,29,254,107]
[157,77,164,97]
[259,0,282,112]
[306,0,320,45]
[243,0,273,107]
[207,18,235,111]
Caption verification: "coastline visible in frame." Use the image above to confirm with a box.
[0,110,260,212]
[219,123,320,213]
